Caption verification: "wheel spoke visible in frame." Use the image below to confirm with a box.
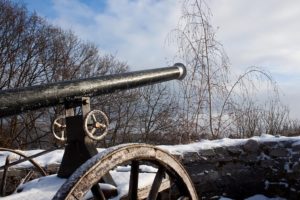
[147,166,165,200]
[129,160,139,200]
[177,196,190,200]
[91,127,97,134]
[91,184,106,200]
[99,123,106,129]
[54,121,62,127]
[61,131,65,140]
[92,114,97,123]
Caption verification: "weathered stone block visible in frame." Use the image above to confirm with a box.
[262,141,278,150]
[199,149,216,157]
[184,162,218,175]
[265,181,289,197]
[292,162,300,173]
[260,159,276,168]
[280,141,293,148]
[181,152,202,164]
[269,148,289,158]
[214,147,228,155]
[221,162,247,175]
[292,143,300,152]
[291,153,300,162]
[227,146,243,155]
[215,155,234,164]
[243,139,260,153]
[240,153,259,163]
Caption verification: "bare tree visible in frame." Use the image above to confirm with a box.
[172,0,229,140]
[261,100,289,136]
[137,84,178,144]
[172,0,293,140]
[0,0,130,148]
[0,1,50,148]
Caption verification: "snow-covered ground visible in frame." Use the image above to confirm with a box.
[2,169,158,200]
[1,134,297,199]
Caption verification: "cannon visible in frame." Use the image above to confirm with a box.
[0,63,186,118]
[0,63,198,200]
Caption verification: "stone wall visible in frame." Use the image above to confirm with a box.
[179,139,300,199]
[2,138,300,199]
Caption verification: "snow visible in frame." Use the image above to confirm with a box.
[2,170,157,200]
[1,174,65,200]
[2,134,300,168]
[291,140,300,146]
[110,171,157,199]
[0,148,104,168]
[221,195,286,200]
[159,134,300,155]
[1,134,298,199]
[115,165,158,173]
[245,194,286,200]
[0,149,64,168]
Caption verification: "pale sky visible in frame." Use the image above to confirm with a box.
[13,0,300,119]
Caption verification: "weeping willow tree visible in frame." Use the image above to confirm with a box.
[171,0,229,140]
[171,0,289,141]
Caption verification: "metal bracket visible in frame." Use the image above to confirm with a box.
[57,97,116,186]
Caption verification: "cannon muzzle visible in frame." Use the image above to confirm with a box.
[0,63,186,117]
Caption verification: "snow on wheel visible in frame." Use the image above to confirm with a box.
[52,144,198,200]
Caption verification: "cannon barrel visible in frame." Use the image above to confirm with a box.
[0,63,186,117]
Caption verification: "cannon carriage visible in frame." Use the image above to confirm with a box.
[0,64,198,200]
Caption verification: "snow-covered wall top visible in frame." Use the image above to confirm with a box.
[2,134,299,168]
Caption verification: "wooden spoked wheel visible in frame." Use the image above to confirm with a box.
[53,144,198,200]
